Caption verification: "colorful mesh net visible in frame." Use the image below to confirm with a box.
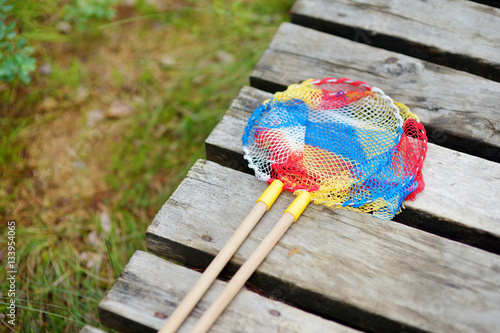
[242,78,428,219]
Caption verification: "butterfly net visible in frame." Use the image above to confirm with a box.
[242,78,428,219]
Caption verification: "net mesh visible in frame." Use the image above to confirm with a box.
[242,78,428,219]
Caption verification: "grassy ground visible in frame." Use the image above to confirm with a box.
[0,1,290,331]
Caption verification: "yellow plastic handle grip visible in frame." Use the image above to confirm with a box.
[285,191,311,222]
[256,180,284,211]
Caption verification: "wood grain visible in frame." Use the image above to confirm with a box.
[290,0,500,81]
[205,85,500,254]
[98,250,359,333]
[249,23,500,162]
[146,160,500,333]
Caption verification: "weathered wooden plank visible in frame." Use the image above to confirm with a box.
[146,159,500,333]
[290,0,500,81]
[98,250,358,333]
[80,326,107,333]
[205,86,500,254]
[249,23,500,162]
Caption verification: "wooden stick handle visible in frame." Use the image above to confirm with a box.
[159,181,283,333]
[191,212,296,333]
[191,191,311,333]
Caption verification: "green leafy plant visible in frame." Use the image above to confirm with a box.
[65,0,119,32]
[0,0,36,84]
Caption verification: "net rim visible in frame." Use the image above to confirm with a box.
[309,77,403,128]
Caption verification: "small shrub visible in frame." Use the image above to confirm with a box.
[0,0,36,84]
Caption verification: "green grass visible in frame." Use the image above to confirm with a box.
[0,0,291,331]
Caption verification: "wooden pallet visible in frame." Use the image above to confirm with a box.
[98,1,500,332]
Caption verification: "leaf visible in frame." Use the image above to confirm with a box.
[0,61,15,82]
[6,31,16,39]
[21,56,36,72]
[16,37,26,48]
[1,4,13,13]
[18,70,31,84]
[23,45,34,55]
[1,42,13,53]
[6,21,15,32]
